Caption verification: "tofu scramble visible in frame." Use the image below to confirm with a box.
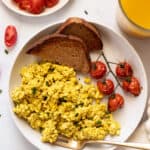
[11,62,120,143]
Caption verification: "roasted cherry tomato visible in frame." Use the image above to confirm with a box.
[13,0,21,3]
[19,0,32,12]
[97,79,114,95]
[90,61,107,79]
[122,76,141,96]
[30,0,45,14]
[116,62,133,78]
[19,0,45,14]
[108,93,124,112]
[5,25,17,47]
[45,0,59,8]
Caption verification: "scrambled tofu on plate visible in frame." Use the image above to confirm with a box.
[11,62,120,143]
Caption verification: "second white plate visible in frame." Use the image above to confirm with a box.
[2,0,69,17]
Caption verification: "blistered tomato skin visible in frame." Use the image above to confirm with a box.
[13,0,21,3]
[45,0,59,8]
[18,0,32,12]
[108,93,124,112]
[13,0,59,14]
[90,61,107,79]
[5,25,17,47]
[30,0,45,14]
[122,76,141,96]
[97,79,114,95]
[116,62,133,78]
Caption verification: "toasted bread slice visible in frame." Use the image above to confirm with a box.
[56,17,103,51]
[27,34,91,73]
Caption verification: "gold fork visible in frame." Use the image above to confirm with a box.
[54,136,150,150]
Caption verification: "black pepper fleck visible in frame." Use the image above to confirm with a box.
[4,49,9,54]
[84,10,88,15]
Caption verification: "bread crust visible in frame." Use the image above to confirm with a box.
[27,34,91,73]
[56,17,103,51]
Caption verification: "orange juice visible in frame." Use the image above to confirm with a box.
[117,0,150,37]
[120,0,150,30]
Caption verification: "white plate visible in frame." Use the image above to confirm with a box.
[2,0,69,17]
[9,20,148,150]
[145,98,150,140]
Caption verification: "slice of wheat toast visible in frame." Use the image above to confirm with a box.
[27,34,91,73]
[56,17,103,51]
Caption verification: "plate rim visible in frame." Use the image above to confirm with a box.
[8,19,148,150]
[2,0,69,17]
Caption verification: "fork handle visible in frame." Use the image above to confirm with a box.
[86,140,150,150]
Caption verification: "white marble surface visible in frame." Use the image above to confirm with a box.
[0,0,150,150]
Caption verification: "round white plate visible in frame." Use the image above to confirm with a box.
[2,0,69,17]
[145,98,150,140]
[9,20,148,150]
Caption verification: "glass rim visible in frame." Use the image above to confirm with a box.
[118,0,150,32]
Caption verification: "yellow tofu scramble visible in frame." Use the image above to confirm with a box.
[11,62,120,143]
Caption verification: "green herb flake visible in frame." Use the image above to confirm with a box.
[96,120,102,124]
[52,78,55,83]
[46,81,49,87]
[79,102,84,107]
[88,117,93,120]
[75,102,84,108]
[48,68,54,72]
[75,113,79,117]
[32,87,37,95]
[126,76,131,82]
[0,89,2,94]
[57,97,67,105]
[0,114,1,118]
[79,127,83,130]
[105,111,110,114]
[96,120,102,127]
[73,121,79,126]
[4,49,9,54]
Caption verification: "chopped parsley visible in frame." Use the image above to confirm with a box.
[79,127,83,130]
[126,76,131,82]
[105,110,110,114]
[95,120,102,127]
[48,68,54,72]
[46,81,49,87]
[31,87,37,95]
[75,102,84,108]
[88,117,93,120]
[52,78,55,83]
[0,89,2,94]
[79,102,84,107]
[57,97,67,105]
[4,49,9,54]
[75,113,79,117]
[73,121,79,126]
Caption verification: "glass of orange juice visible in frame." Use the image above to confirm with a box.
[117,0,150,38]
